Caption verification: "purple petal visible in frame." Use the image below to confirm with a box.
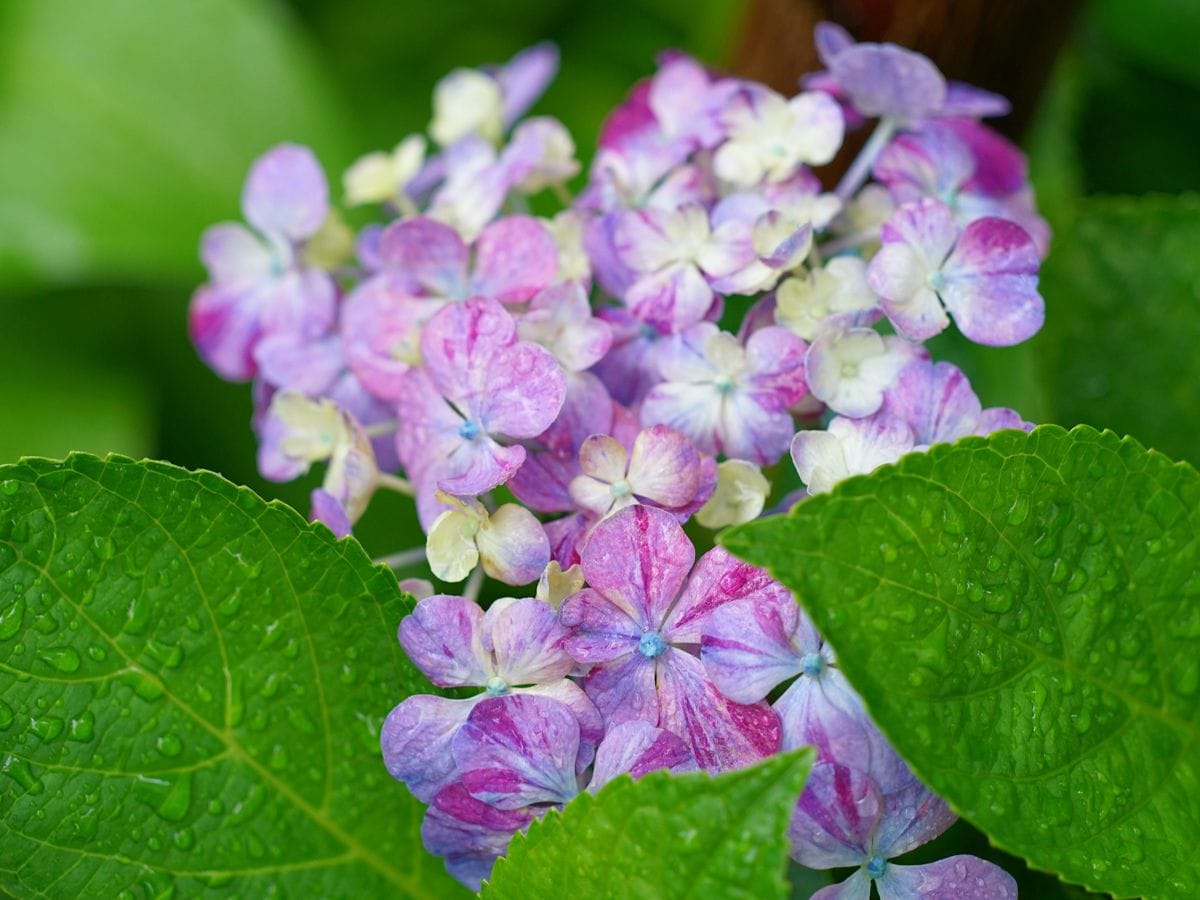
[657,650,781,772]
[522,679,605,775]
[579,505,696,631]
[479,342,566,443]
[379,216,468,297]
[200,222,271,285]
[421,782,538,891]
[253,333,342,394]
[812,870,873,900]
[977,407,1031,434]
[520,283,613,371]
[626,264,715,335]
[485,597,573,684]
[589,721,695,790]
[398,594,490,687]
[580,650,660,726]
[665,546,792,644]
[497,42,559,126]
[942,217,1043,346]
[473,216,559,302]
[789,760,880,868]
[719,391,798,466]
[257,267,337,338]
[381,694,477,802]
[874,777,957,858]
[560,587,643,663]
[242,143,329,242]
[942,119,1027,198]
[878,856,1016,900]
[701,591,805,703]
[813,21,855,68]
[309,488,352,538]
[941,83,1011,119]
[829,44,946,121]
[884,359,982,446]
[453,694,580,808]
[437,437,527,496]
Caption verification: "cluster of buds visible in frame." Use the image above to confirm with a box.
[190,24,1036,896]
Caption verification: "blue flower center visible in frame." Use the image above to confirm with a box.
[458,419,482,441]
[638,323,660,341]
[800,651,826,677]
[485,675,509,697]
[866,854,888,879]
[611,479,632,498]
[638,631,667,659]
[927,270,946,292]
[713,374,735,394]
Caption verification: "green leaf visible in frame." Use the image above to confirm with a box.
[1033,194,1200,467]
[0,0,360,287]
[722,426,1200,899]
[483,749,813,899]
[1093,0,1200,87]
[0,455,463,897]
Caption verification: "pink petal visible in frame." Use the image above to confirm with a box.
[625,263,715,334]
[884,359,981,446]
[522,679,605,776]
[579,505,696,630]
[744,326,809,409]
[242,143,329,241]
[453,694,580,809]
[200,222,271,285]
[341,275,439,402]
[253,333,342,394]
[189,283,262,382]
[398,594,491,687]
[719,392,797,465]
[656,650,781,771]
[473,216,559,302]
[420,296,516,408]
[257,267,337,338]
[421,782,538,891]
[437,437,527,496]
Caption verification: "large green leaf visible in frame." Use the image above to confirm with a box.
[722,426,1200,899]
[0,455,462,897]
[1033,195,1200,467]
[483,749,813,899]
[0,0,360,287]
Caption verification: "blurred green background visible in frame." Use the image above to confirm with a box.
[1,0,1198,563]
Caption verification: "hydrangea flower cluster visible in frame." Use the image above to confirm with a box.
[191,26,1038,896]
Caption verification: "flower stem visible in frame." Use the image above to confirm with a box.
[374,547,427,570]
[835,117,897,201]
[462,565,485,603]
[377,473,415,497]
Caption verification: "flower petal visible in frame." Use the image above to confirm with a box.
[666,546,791,644]
[580,505,696,630]
[476,505,550,586]
[877,856,1016,900]
[560,587,643,663]
[626,425,703,508]
[398,594,491,686]
[656,650,781,771]
[453,694,580,808]
[941,217,1043,346]
[701,591,805,703]
[788,759,880,868]
[379,215,468,297]
[381,694,477,802]
[486,597,572,684]
[421,782,537,891]
[426,507,483,584]
[580,650,659,726]
[480,340,567,440]
[811,869,873,900]
[589,721,695,790]
[242,143,329,241]
[473,216,559,302]
[522,679,605,775]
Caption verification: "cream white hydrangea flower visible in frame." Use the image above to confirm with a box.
[425,492,549,585]
[342,135,426,208]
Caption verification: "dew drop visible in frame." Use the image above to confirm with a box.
[1,480,18,495]
[30,716,65,741]
[67,710,95,743]
[145,639,184,670]
[0,700,12,730]
[1,754,44,794]
[87,645,107,662]
[43,646,81,673]
[95,536,116,560]
[156,734,183,758]
[173,827,196,851]
[0,597,26,640]
[268,743,289,771]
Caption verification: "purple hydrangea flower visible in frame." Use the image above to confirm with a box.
[381,594,602,804]
[340,275,441,402]
[795,760,1016,900]
[867,197,1044,346]
[190,144,336,381]
[641,323,808,465]
[884,358,1031,448]
[560,505,783,771]
[517,282,613,372]
[423,694,693,889]
[397,297,565,498]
